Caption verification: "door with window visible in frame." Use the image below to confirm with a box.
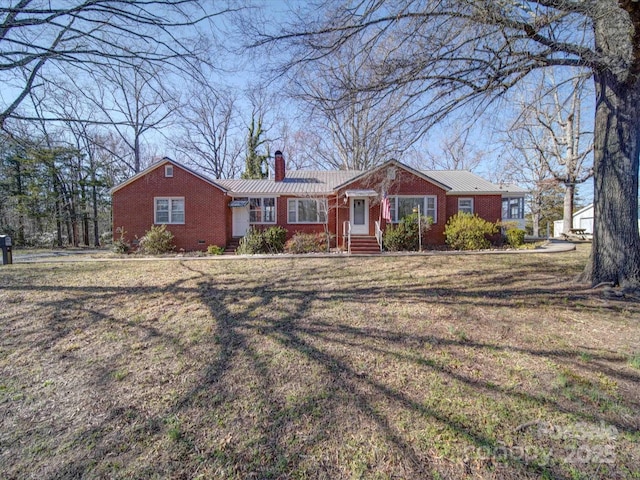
[350,197,369,234]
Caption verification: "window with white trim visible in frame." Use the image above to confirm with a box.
[458,198,474,214]
[165,165,173,177]
[249,197,276,223]
[155,197,184,224]
[287,198,327,223]
[389,196,437,223]
[502,197,525,220]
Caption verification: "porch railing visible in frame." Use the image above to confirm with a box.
[342,220,351,254]
[374,220,383,251]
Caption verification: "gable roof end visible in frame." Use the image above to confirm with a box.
[110,157,228,194]
[333,159,452,192]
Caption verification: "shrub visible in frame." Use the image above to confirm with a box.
[137,225,175,254]
[444,212,498,250]
[263,226,287,253]
[382,224,407,252]
[207,245,224,255]
[505,227,525,247]
[112,227,131,254]
[383,213,433,251]
[236,226,288,254]
[25,231,56,248]
[236,227,266,255]
[100,231,114,245]
[285,232,328,253]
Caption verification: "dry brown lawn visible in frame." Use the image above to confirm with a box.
[1,245,639,479]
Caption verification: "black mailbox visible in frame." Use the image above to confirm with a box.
[0,235,13,265]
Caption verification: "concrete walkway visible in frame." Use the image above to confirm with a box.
[8,240,577,264]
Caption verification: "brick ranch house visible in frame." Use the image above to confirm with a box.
[111,152,527,252]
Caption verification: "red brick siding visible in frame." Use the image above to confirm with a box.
[114,161,506,251]
[112,163,228,251]
[335,168,449,244]
[445,194,503,245]
[446,195,502,224]
[268,196,339,246]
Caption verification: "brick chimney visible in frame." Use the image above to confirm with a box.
[274,150,285,182]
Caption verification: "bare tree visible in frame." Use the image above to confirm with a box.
[501,74,593,236]
[502,125,557,237]
[174,84,243,179]
[69,62,178,173]
[424,125,487,172]
[508,74,593,235]
[0,0,235,129]
[290,41,421,170]
[253,1,640,289]
[275,123,323,171]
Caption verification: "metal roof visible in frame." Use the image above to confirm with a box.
[112,158,526,197]
[218,170,361,195]
[283,170,361,189]
[212,168,527,196]
[422,170,528,195]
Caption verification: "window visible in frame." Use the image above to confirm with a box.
[502,197,525,220]
[288,198,328,223]
[389,196,437,223]
[458,198,474,214]
[165,165,173,177]
[155,197,184,224]
[249,197,276,223]
[425,197,436,222]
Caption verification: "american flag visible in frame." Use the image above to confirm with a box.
[381,192,392,222]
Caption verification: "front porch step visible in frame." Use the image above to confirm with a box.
[223,237,241,255]
[349,236,381,254]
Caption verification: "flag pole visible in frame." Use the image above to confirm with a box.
[418,204,422,251]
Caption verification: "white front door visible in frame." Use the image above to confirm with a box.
[232,206,250,237]
[350,197,369,235]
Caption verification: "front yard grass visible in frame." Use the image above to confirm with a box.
[1,245,638,479]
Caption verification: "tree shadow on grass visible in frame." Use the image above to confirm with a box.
[151,265,637,478]
[0,259,638,479]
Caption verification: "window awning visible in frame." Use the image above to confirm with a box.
[229,199,249,207]
[344,189,378,198]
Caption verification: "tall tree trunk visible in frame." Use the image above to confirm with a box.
[581,70,640,287]
[531,192,542,238]
[532,211,540,238]
[80,183,89,246]
[83,213,90,246]
[55,201,63,248]
[72,219,79,247]
[134,133,141,173]
[562,183,575,234]
[67,195,79,247]
[65,218,73,246]
[48,160,63,247]
[92,181,100,247]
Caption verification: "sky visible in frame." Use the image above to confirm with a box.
[0,0,597,205]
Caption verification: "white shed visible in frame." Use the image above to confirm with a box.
[553,204,593,237]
